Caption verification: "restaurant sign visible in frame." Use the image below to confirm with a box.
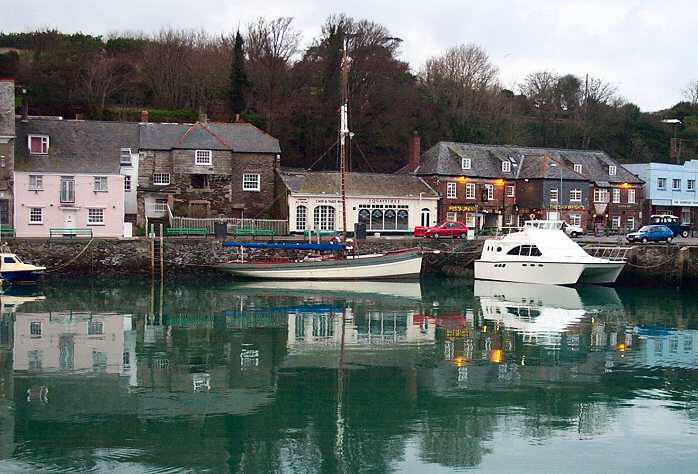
[447,205,478,212]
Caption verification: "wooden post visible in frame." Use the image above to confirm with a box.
[159,223,164,278]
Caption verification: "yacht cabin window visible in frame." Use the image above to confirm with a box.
[506,245,542,256]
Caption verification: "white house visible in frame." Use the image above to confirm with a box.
[277,170,439,234]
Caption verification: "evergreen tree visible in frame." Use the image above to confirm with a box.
[230,30,249,117]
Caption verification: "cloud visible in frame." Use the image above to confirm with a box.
[2,0,695,110]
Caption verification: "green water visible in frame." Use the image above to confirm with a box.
[0,277,696,473]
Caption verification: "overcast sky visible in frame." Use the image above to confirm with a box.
[3,0,696,111]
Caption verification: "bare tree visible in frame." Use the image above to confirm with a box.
[683,79,698,105]
[81,51,134,117]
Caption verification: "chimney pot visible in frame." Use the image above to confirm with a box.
[407,131,421,172]
[140,110,149,123]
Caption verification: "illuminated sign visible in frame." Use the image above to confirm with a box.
[447,205,478,212]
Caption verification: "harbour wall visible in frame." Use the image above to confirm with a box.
[5,237,697,287]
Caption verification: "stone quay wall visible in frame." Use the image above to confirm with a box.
[6,237,698,287]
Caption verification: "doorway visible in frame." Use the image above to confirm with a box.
[63,211,76,228]
[420,208,430,227]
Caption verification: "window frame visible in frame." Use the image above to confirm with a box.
[657,177,666,190]
[152,173,171,186]
[296,205,308,231]
[612,188,621,203]
[569,214,581,227]
[506,185,515,197]
[461,158,471,170]
[446,182,457,199]
[60,176,75,204]
[465,183,475,200]
[93,176,108,192]
[672,178,681,191]
[446,212,457,222]
[124,175,132,192]
[29,207,43,225]
[242,173,261,192]
[549,188,559,203]
[28,175,43,191]
[484,184,494,201]
[120,148,132,166]
[627,188,636,204]
[594,188,608,203]
[688,179,696,191]
[195,149,213,166]
[501,161,511,173]
[28,135,49,155]
[87,208,105,226]
[611,216,621,229]
[573,163,583,174]
[570,188,582,202]
[609,165,617,176]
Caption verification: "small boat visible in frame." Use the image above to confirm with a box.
[0,248,45,285]
[215,241,423,280]
[474,220,626,285]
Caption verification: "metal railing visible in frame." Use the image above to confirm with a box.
[583,245,633,261]
[145,202,168,218]
[171,216,289,235]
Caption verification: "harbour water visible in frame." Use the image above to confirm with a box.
[0,277,696,472]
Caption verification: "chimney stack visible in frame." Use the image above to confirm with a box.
[140,110,149,123]
[0,79,16,137]
[407,131,421,172]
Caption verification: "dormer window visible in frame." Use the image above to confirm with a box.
[461,158,471,170]
[573,163,582,174]
[502,161,511,173]
[120,148,132,166]
[609,165,617,176]
[195,150,212,166]
[28,135,49,155]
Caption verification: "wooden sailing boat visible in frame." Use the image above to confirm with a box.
[215,37,423,280]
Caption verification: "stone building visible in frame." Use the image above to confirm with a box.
[0,79,15,225]
[138,118,281,225]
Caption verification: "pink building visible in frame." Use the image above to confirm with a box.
[13,119,138,237]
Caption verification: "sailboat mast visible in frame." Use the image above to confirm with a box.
[339,36,349,239]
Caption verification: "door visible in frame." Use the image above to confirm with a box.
[63,212,75,228]
[420,208,430,227]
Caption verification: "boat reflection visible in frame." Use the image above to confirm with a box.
[233,279,424,301]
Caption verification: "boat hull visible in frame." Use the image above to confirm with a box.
[474,260,625,285]
[1,270,42,284]
[216,252,423,280]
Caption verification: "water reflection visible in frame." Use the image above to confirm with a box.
[0,279,695,472]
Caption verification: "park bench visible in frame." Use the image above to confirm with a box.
[303,230,337,238]
[232,227,276,239]
[0,225,15,238]
[49,228,93,239]
[164,227,208,237]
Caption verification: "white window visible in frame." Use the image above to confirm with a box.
[29,175,43,191]
[673,178,681,190]
[612,188,620,203]
[28,135,49,154]
[485,184,494,201]
[506,185,515,197]
[87,208,104,225]
[29,207,42,224]
[569,214,581,227]
[60,177,75,203]
[627,188,636,204]
[689,180,696,191]
[296,205,307,231]
[313,205,335,231]
[626,216,636,230]
[243,173,261,191]
[94,176,108,192]
[461,158,471,170]
[682,208,691,225]
[466,183,475,199]
[195,150,212,166]
[594,189,608,203]
[609,165,617,176]
[550,188,558,203]
[447,182,457,199]
[446,212,457,222]
[124,175,131,192]
[30,321,42,336]
[657,177,666,190]
[153,173,170,185]
[502,161,511,173]
[570,189,582,202]
[573,163,583,174]
[611,216,621,229]
[120,148,132,166]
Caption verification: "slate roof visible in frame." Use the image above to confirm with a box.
[416,142,642,185]
[515,154,588,181]
[15,120,139,174]
[278,170,438,198]
[139,122,281,153]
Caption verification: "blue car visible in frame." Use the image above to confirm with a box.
[626,225,674,243]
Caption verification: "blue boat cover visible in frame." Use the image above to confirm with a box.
[223,241,346,251]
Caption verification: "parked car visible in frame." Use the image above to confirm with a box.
[626,225,674,243]
[561,222,585,238]
[649,214,690,238]
[414,221,469,239]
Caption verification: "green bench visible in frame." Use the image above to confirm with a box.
[0,225,15,238]
[303,230,337,238]
[232,227,276,239]
[49,228,93,239]
[164,227,208,237]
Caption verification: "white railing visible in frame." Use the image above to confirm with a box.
[145,203,168,218]
[171,216,289,235]
[584,245,633,262]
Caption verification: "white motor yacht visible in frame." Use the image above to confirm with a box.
[474,220,626,285]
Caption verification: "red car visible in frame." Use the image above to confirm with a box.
[414,222,469,239]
